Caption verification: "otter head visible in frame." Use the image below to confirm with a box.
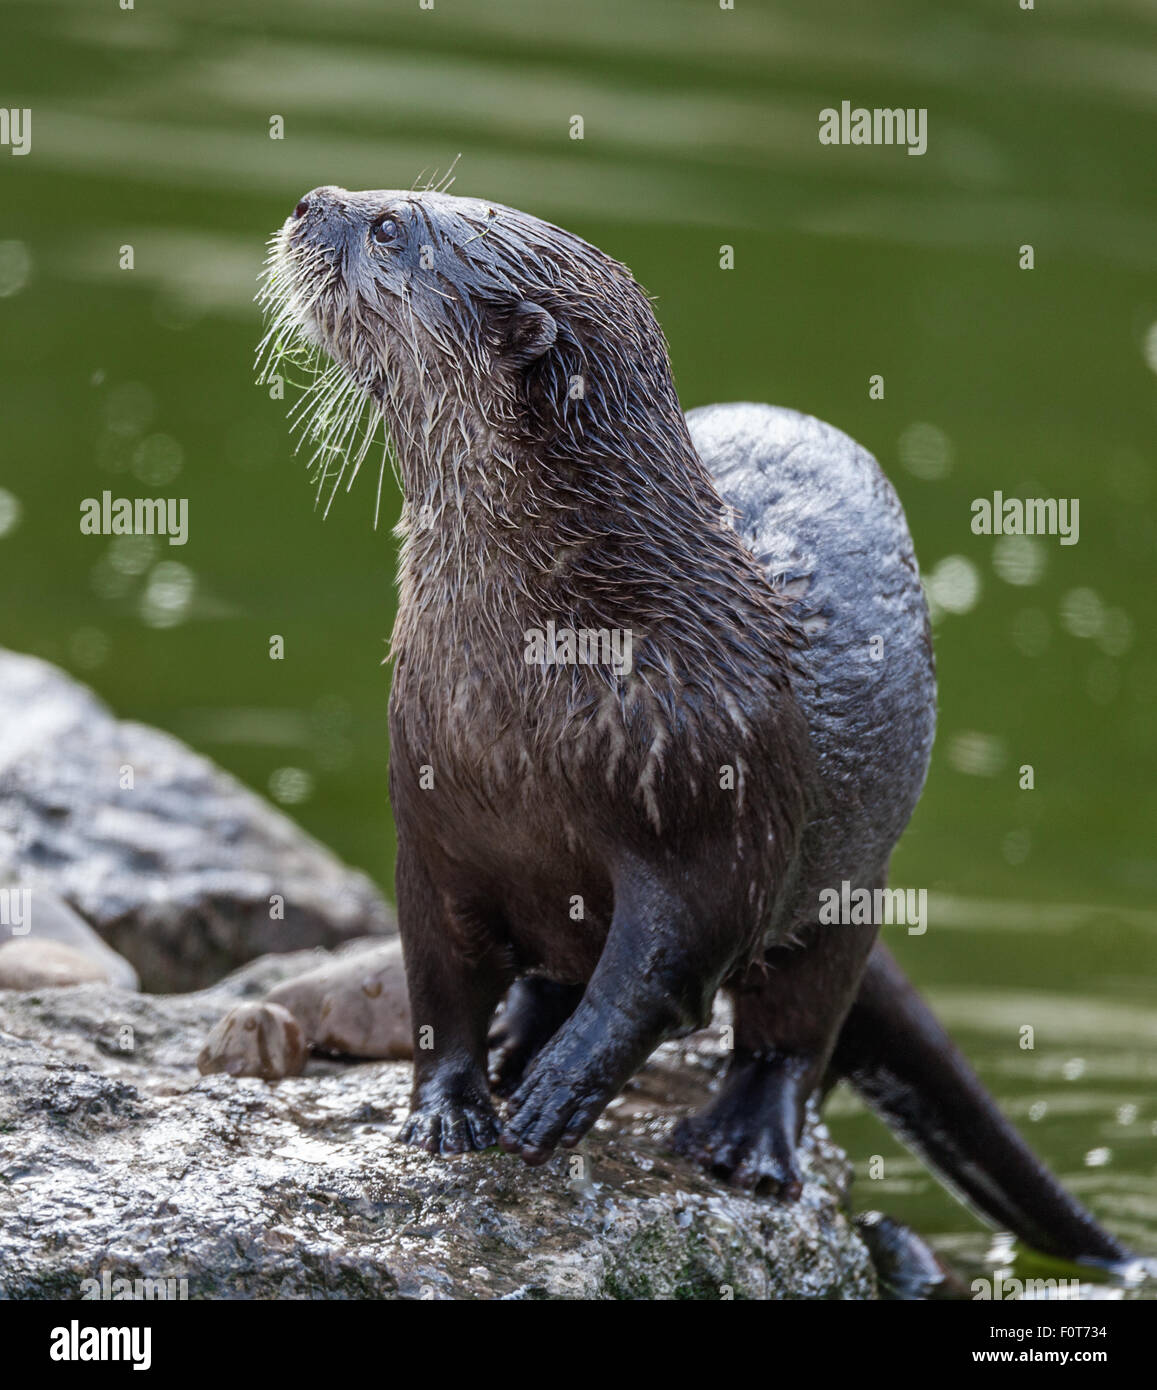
[257,185,687,509]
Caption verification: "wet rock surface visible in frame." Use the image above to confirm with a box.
[0,649,392,991]
[0,946,877,1301]
[0,650,875,1299]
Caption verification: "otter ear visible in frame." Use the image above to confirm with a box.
[501,300,557,366]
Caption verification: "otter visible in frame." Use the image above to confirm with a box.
[258,184,1129,1270]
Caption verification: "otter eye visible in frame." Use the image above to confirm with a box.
[371,216,402,246]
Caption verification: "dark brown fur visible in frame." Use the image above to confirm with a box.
[260,185,1131,1269]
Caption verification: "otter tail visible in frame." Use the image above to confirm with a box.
[831,943,1130,1269]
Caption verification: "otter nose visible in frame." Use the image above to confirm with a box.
[288,187,355,249]
[290,186,349,223]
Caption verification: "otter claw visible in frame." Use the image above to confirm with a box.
[398,1099,499,1155]
[499,1063,605,1163]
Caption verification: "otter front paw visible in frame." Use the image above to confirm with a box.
[498,1034,618,1164]
[498,1068,602,1164]
[398,1096,499,1155]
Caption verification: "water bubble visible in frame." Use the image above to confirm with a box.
[1061,1058,1086,1081]
[1011,608,1050,657]
[0,240,32,297]
[132,434,183,486]
[926,555,980,615]
[1097,608,1132,658]
[898,422,953,480]
[108,534,158,576]
[1116,1105,1138,1126]
[0,488,22,538]
[1084,1147,1112,1168]
[947,730,1005,777]
[992,535,1045,587]
[269,767,314,805]
[1028,1101,1048,1122]
[1060,588,1104,639]
[140,561,195,628]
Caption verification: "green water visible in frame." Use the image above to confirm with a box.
[1,0,1154,1294]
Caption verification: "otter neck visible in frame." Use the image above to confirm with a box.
[387,390,792,692]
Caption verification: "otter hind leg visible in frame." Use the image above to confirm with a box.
[672,882,881,1197]
[394,840,509,1155]
[488,977,583,1097]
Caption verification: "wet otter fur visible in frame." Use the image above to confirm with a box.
[259,184,1129,1269]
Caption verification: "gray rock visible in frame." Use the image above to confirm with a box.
[266,937,412,1060]
[1,889,139,990]
[0,953,877,1301]
[0,939,111,989]
[197,1000,307,1080]
[0,649,393,991]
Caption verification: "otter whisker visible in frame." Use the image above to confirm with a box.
[432,153,461,195]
